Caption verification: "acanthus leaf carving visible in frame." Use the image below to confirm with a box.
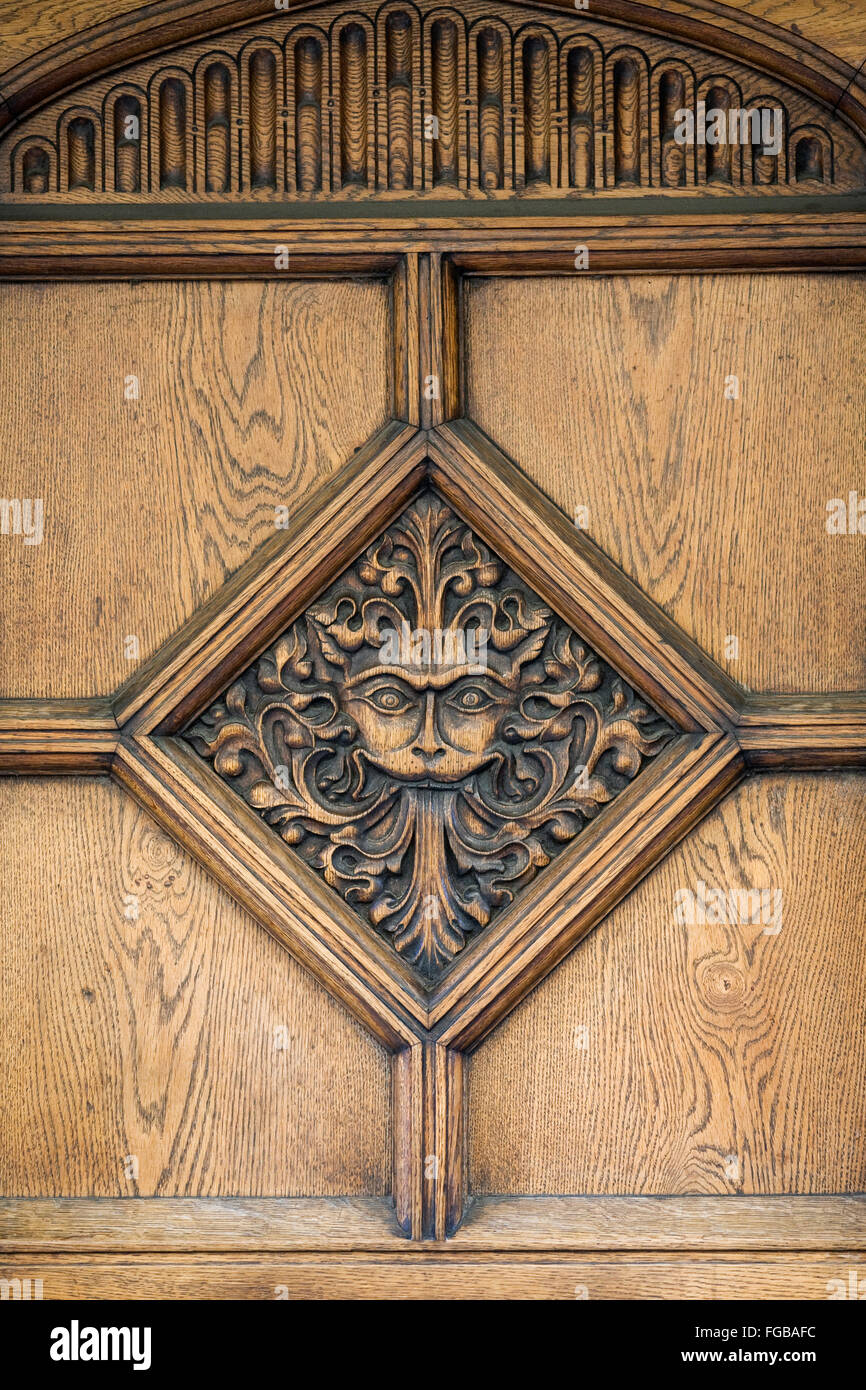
[184,489,675,982]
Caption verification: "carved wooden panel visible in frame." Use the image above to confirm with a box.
[184,487,674,982]
[3,0,864,199]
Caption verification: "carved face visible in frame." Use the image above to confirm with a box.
[185,489,674,982]
[343,668,510,782]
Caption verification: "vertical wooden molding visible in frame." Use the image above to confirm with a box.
[390,252,421,425]
[419,252,461,428]
[613,56,640,185]
[523,35,551,186]
[386,11,413,191]
[706,84,733,183]
[114,95,142,193]
[67,117,95,190]
[21,145,50,193]
[795,135,824,183]
[659,69,685,187]
[392,1043,466,1240]
[392,1045,423,1237]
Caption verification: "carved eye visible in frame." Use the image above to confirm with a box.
[450,685,493,713]
[369,685,411,713]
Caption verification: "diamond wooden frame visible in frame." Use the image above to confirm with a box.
[1,0,866,1253]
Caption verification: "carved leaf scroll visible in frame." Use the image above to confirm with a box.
[184,489,674,982]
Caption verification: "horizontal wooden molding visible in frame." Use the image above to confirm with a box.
[1,217,864,279]
[0,698,118,773]
[2,0,865,205]
[2,1194,863,1252]
[738,694,866,769]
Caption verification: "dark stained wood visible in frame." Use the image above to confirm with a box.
[2,1,865,200]
[0,698,117,772]
[740,694,866,767]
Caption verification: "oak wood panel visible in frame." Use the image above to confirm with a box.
[739,0,866,66]
[0,1251,859,1299]
[0,0,862,83]
[0,278,391,699]
[0,778,390,1196]
[2,218,865,281]
[464,272,866,691]
[469,774,866,1195]
[3,1,864,200]
[4,1193,862,1251]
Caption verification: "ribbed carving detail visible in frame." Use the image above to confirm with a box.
[567,46,594,189]
[752,105,779,186]
[295,37,322,193]
[523,36,550,185]
[659,69,685,188]
[67,117,95,190]
[613,57,640,185]
[22,146,50,194]
[3,0,858,199]
[795,135,824,183]
[340,24,368,186]
[249,49,277,189]
[477,28,504,191]
[113,96,141,193]
[204,64,231,192]
[431,18,459,186]
[705,85,732,184]
[387,12,413,191]
[158,77,187,189]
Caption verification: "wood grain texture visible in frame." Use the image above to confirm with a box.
[0,778,391,1196]
[2,218,864,282]
[0,698,118,772]
[0,278,392,698]
[464,272,866,691]
[469,773,866,1195]
[0,0,863,84]
[0,1251,859,1299]
[3,0,865,201]
[182,487,674,984]
[739,693,866,767]
[4,1193,862,1251]
[735,0,866,66]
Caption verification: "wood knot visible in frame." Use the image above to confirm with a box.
[699,961,747,1011]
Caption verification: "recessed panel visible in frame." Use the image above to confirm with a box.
[0,779,391,1196]
[0,278,392,697]
[470,773,866,1194]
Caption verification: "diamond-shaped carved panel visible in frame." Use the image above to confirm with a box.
[183,488,675,981]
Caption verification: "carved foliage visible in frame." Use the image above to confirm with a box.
[184,490,674,981]
[3,0,864,198]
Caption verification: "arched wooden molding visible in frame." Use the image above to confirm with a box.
[1,0,864,198]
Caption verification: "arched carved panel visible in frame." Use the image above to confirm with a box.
[1,0,864,199]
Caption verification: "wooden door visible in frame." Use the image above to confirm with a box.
[1,0,864,1301]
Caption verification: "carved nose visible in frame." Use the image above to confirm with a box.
[413,691,445,760]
